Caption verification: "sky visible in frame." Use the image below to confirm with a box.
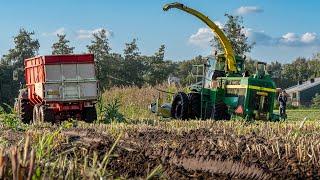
[0,0,320,63]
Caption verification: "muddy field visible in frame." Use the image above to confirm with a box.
[0,118,319,179]
[62,125,320,179]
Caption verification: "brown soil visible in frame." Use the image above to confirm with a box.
[49,127,320,179]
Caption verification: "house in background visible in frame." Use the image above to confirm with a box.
[285,78,320,107]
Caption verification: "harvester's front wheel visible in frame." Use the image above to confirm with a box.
[171,92,189,120]
[82,106,97,123]
[188,93,201,119]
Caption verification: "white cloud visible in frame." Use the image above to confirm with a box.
[188,22,223,48]
[76,28,113,40]
[189,26,272,48]
[42,27,65,36]
[282,33,298,42]
[188,27,213,48]
[301,32,317,43]
[244,28,275,46]
[236,6,263,15]
[189,25,320,49]
[246,29,320,47]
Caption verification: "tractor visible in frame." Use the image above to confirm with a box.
[150,2,280,121]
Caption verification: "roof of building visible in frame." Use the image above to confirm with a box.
[285,77,320,93]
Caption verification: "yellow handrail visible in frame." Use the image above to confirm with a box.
[163,2,237,72]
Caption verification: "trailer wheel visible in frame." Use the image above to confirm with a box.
[171,92,189,120]
[188,93,201,119]
[39,106,55,123]
[82,107,97,123]
[32,104,41,125]
[18,99,33,124]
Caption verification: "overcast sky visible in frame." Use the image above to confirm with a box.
[1,0,320,63]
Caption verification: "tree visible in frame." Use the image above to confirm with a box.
[143,45,175,85]
[312,93,320,108]
[307,53,320,78]
[293,57,310,81]
[244,58,257,74]
[1,28,39,105]
[154,44,165,62]
[52,34,74,55]
[87,29,111,58]
[0,64,15,105]
[2,29,40,68]
[211,14,254,56]
[124,39,140,60]
[280,57,310,88]
[268,61,282,87]
[122,39,144,86]
[87,29,112,88]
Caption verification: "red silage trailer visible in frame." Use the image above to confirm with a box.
[15,54,98,124]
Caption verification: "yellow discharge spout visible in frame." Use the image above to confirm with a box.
[163,2,237,72]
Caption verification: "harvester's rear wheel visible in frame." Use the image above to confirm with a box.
[32,104,41,125]
[212,103,231,120]
[39,105,55,123]
[19,99,33,124]
[171,92,189,120]
[188,93,201,119]
[82,106,97,123]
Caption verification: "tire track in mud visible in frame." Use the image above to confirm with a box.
[57,127,319,179]
[169,157,270,179]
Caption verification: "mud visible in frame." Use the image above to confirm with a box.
[50,127,320,179]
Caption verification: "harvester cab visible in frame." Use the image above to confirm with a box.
[204,54,246,87]
[255,61,268,79]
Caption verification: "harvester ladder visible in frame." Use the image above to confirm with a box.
[190,64,205,87]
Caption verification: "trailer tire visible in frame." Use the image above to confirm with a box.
[83,107,97,123]
[188,93,201,119]
[39,106,55,123]
[19,99,33,124]
[171,92,189,120]
[32,104,41,125]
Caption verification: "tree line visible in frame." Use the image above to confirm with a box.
[1,14,320,106]
[0,28,178,105]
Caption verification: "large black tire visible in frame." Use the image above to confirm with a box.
[15,89,33,124]
[212,102,231,120]
[188,93,201,119]
[19,99,33,124]
[39,105,55,123]
[171,92,189,120]
[82,106,97,123]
